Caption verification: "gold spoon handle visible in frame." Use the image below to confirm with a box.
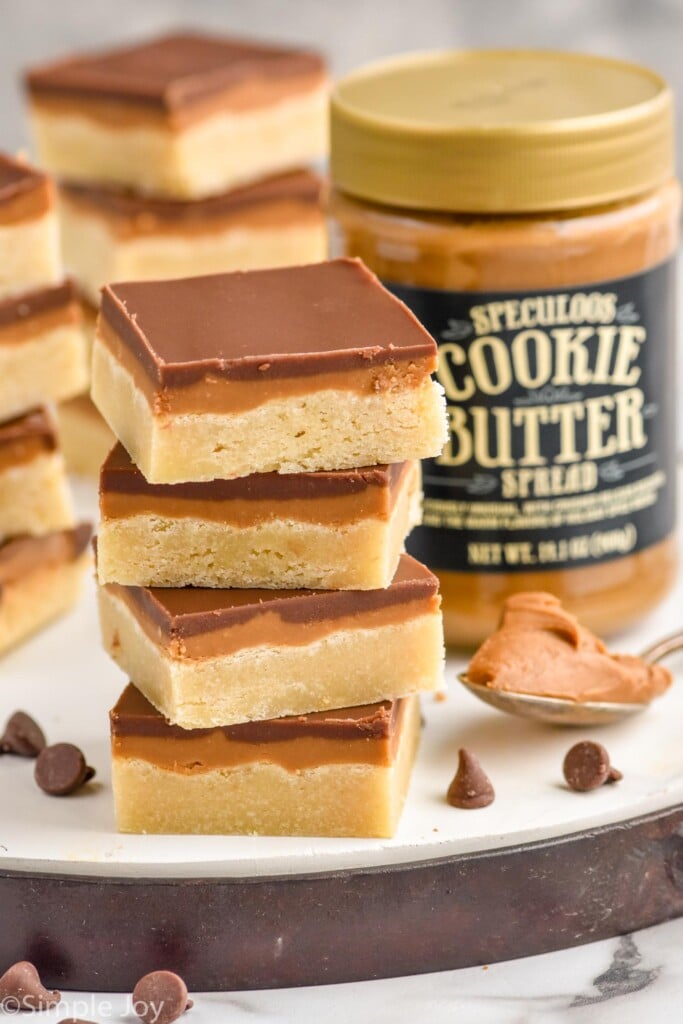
[640,630,683,665]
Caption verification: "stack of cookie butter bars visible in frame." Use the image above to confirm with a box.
[25,31,329,476]
[0,153,90,653]
[95,258,447,838]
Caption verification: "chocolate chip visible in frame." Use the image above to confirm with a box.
[132,971,193,1024]
[447,748,495,809]
[34,743,96,796]
[0,711,46,757]
[0,961,60,1011]
[563,740,622,792]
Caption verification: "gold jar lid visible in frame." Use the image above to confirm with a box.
[330,50,674,213]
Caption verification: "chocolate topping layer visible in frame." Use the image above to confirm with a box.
[100,259,437,388]
[0,280,78,331]
[60,170,322,225]
[467,591,672,704]
[112,553,438,640]
[0,154,52,225]
[101,441,406,504]
[112,683,403,744]
[0,154,44,198]
[26,32,325,113]
[0,524,91,594]
[0,408,57,462]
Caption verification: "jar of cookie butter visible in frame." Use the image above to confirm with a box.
[329,50,680,647]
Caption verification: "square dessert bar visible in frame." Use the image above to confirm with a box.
[57,395,116,478]
[26,32,328,198]
[0,281,88,422]
[97,444,420,590]
[0,525,91,655]
[0,409,73,540]
[91,259,447,483]
[111,684,420,837]
[0,153,60,299]
[98,553,444,728]
[59,171,326,304]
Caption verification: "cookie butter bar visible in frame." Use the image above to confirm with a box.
[91,259,447,483]
[0,153,60,300]
[0,281,88,422]
[97,444,420,589]
[0,409,73,540]
[111,684,420,837]
[98,554,444,728]
[0,525,91,655]
[26,32,328,199]
[59,171,326,304]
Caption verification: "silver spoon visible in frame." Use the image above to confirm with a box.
[457,629,683,726]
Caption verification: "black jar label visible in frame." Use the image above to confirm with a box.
[386,262,676,573]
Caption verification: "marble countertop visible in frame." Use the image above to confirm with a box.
[18,917,683,1022]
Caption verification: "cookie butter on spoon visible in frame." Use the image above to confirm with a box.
[460,592,672,726]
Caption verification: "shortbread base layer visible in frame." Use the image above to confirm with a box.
[57,395,116,477]
[0,452,74,540]
[30,85,328,199]
[96,470,421,589]
[112,695,420,837]
[0,323,88,423]
[98,585,444,727]
[92,339,446,483]
[0,212,61,300]
[60,199,326,305]
[0,550,89,655]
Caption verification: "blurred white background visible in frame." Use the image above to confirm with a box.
[2,0,683,159]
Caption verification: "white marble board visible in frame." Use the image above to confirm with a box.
[0,476,681,880]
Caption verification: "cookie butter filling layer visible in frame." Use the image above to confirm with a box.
[0,408,58,473]
[60,170,323,237]
[468,591,672,704]
[105,553,440,659]
[111,684,409,772]
[0,524,92,591]
[100,443,415,526]
[26,32,327,130]
[0,153,53,225]
[96,259,437,415]
[0,280,81,344]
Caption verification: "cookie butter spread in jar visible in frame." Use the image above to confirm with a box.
[329,50,680,646]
